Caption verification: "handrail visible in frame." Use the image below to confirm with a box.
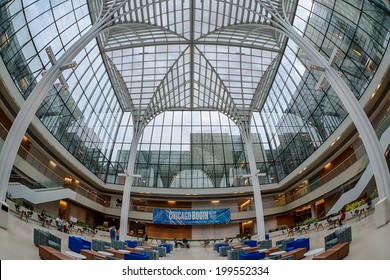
[264,110,390,208]
[263,145,368,208]
[0,122,109,206]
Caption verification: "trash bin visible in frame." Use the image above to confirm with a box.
[0,201,9,230]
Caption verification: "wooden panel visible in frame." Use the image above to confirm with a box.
[146,224,192,240]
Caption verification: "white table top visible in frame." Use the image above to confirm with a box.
[270,250,286,256]
[118,249,130,253]
[65,250,87,260]
[304,247,325,257]
[97,251,114,256]
[257,248,269,252]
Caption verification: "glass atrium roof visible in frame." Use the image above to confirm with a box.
[91,0,297,130]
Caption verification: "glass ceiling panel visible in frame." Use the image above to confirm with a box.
[95,0,292,130]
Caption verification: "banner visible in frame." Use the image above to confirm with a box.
[153,208,231,225]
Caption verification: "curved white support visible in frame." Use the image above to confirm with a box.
[242,132,266,241]
[0,3,127,201]
[257,0,390,200]
[118,131,142,241]
[283,28,390,200]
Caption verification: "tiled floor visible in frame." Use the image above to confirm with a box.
[1,209,389,260]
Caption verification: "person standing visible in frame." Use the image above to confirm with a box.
[110,226,117,242]
[144,234,149,244]
[338,209,346,226]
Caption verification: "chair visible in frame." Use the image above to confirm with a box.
[92,239,111,251]
[111,240,126,250]
[33,229,61,251]
[276,238,294,250]
[159,243,171,254]
[219,245,232,256]
[258,239,272,249]
[327,218,336,229]
[324,226,352,250]
[243,240,257,247]
[125,240,138,248]
[214,243,229,252]
[227,249,245,260]
[68,236,91,253]
[124,252,150,260]
[239,251,265,260]
[285,238,310,252]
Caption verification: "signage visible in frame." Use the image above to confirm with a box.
[152,208,231,225]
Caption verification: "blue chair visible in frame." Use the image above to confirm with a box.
[124,252,150,260]
[125,240,138,248]
[239,251,265,260]
[285,238,310,252]
[68,236,91,253]
[243,240,257,247]
[215,243,229,252]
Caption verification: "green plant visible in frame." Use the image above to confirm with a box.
[95,225,108,231]
[345,199,364,212]
[302,217,318,225]
[76,221,89,228]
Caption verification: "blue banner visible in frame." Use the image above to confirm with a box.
[153,208,231,225]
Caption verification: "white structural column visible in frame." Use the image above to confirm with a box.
[0,3,126,202]
[241,132,266,241]
[118,130,142,241]
[257,0,390,200]
[283,26,390,200]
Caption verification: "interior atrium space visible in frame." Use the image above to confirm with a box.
[0,0,389,260]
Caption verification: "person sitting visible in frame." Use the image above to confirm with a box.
[55,216,63,231]
[62,219,70,234]
[38,210,48,227]
[174,238,182,248]
[182,238,190,248]
[19,207,29,222]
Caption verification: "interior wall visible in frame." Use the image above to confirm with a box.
[276,213,294,228]
[264,215,278,231]
[145,223,192,239]
[192,223,239,240]
[37,201,60,217]
[68,202,87,223]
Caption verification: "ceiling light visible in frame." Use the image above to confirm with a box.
[311,65,325,72]
[59,62,77,71]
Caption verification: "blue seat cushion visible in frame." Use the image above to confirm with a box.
[286,246,294,252]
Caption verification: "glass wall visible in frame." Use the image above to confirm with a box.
[107,110,250,188]
[1,0,389,189]
[0,0,123,180]
[257,0,390,181]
